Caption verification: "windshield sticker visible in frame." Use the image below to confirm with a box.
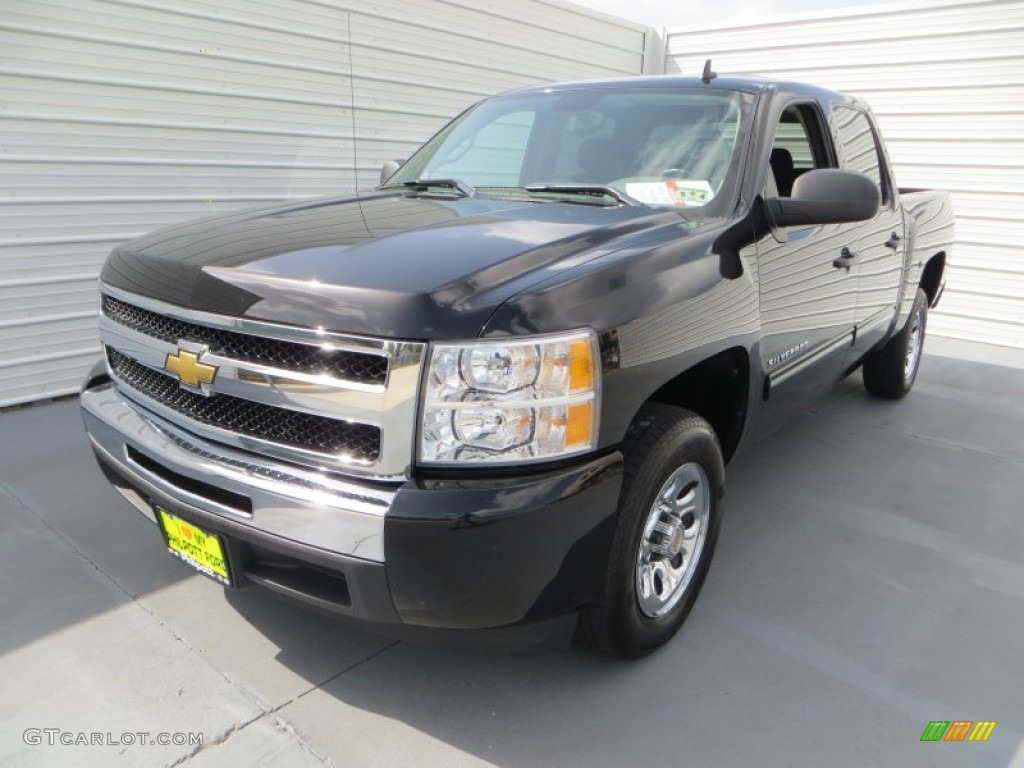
[625,180,715,207]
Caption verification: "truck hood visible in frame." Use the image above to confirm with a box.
[102,191,688,339]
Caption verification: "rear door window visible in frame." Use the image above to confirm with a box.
[832,106,888,203]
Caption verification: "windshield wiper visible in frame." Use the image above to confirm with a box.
[400,178,474,197]
[523,184,638,206]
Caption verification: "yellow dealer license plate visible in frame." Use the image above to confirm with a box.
[157,508,231,586]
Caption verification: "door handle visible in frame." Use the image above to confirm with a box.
[833,247,857,271]
[884,232,901,249]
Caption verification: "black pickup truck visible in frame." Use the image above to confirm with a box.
[81,74,953,657]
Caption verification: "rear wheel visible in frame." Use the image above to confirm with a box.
[581,404,724,658]
[863,287,928,399]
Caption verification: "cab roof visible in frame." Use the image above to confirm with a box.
[502,74,851,108]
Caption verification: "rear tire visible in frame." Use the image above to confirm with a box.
[863,287,928,399]
[581,403,724,659]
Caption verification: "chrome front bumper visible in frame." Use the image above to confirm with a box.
[81,382,395,563]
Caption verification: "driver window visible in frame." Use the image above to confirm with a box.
[769,105,827,197]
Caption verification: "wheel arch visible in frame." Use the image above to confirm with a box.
[641,346,750,464]
[920,251,946,307]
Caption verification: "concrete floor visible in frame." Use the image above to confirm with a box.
[1,339,1022,767]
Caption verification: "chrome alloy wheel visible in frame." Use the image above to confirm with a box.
[635,462,710,618]
[904,304,925,383]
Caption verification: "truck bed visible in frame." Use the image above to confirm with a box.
[900,188,955,307]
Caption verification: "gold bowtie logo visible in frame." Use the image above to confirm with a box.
[164,348,217,388]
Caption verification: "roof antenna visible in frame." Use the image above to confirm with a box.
[701,59,717,83]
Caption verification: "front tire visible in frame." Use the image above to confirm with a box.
[581,404,724,658]
[863,287,928,399]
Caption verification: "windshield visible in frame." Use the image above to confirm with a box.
[385,87,751,210]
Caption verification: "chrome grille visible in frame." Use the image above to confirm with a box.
[107,348,381,463]
[98,285,426,478]
[102,295,388,385]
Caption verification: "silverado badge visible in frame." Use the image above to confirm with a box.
[164,347,217,390]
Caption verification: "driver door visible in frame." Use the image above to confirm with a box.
[755,103,860,411]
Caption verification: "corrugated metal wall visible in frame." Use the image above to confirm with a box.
[0,0,649,406]
[665,0,1024,348]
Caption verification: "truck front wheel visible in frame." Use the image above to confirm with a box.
[581,404,724,658]
[863,287,928,399]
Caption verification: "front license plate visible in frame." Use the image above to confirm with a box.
[156,508,231,586]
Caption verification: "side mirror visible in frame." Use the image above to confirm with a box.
[379,158,405,185]
[766,169,879,227]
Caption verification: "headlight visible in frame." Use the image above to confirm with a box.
[419,329,600,464]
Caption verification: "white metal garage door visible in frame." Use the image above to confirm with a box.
[0,0,650,406]
[665,0,1024,348]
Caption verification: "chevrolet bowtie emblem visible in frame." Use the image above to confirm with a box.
[164,348,218,388]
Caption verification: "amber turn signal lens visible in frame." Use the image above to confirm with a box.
[568,339,593,392]
[565,401,593,448]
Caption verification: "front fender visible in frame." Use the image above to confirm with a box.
[482,225,760,448]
